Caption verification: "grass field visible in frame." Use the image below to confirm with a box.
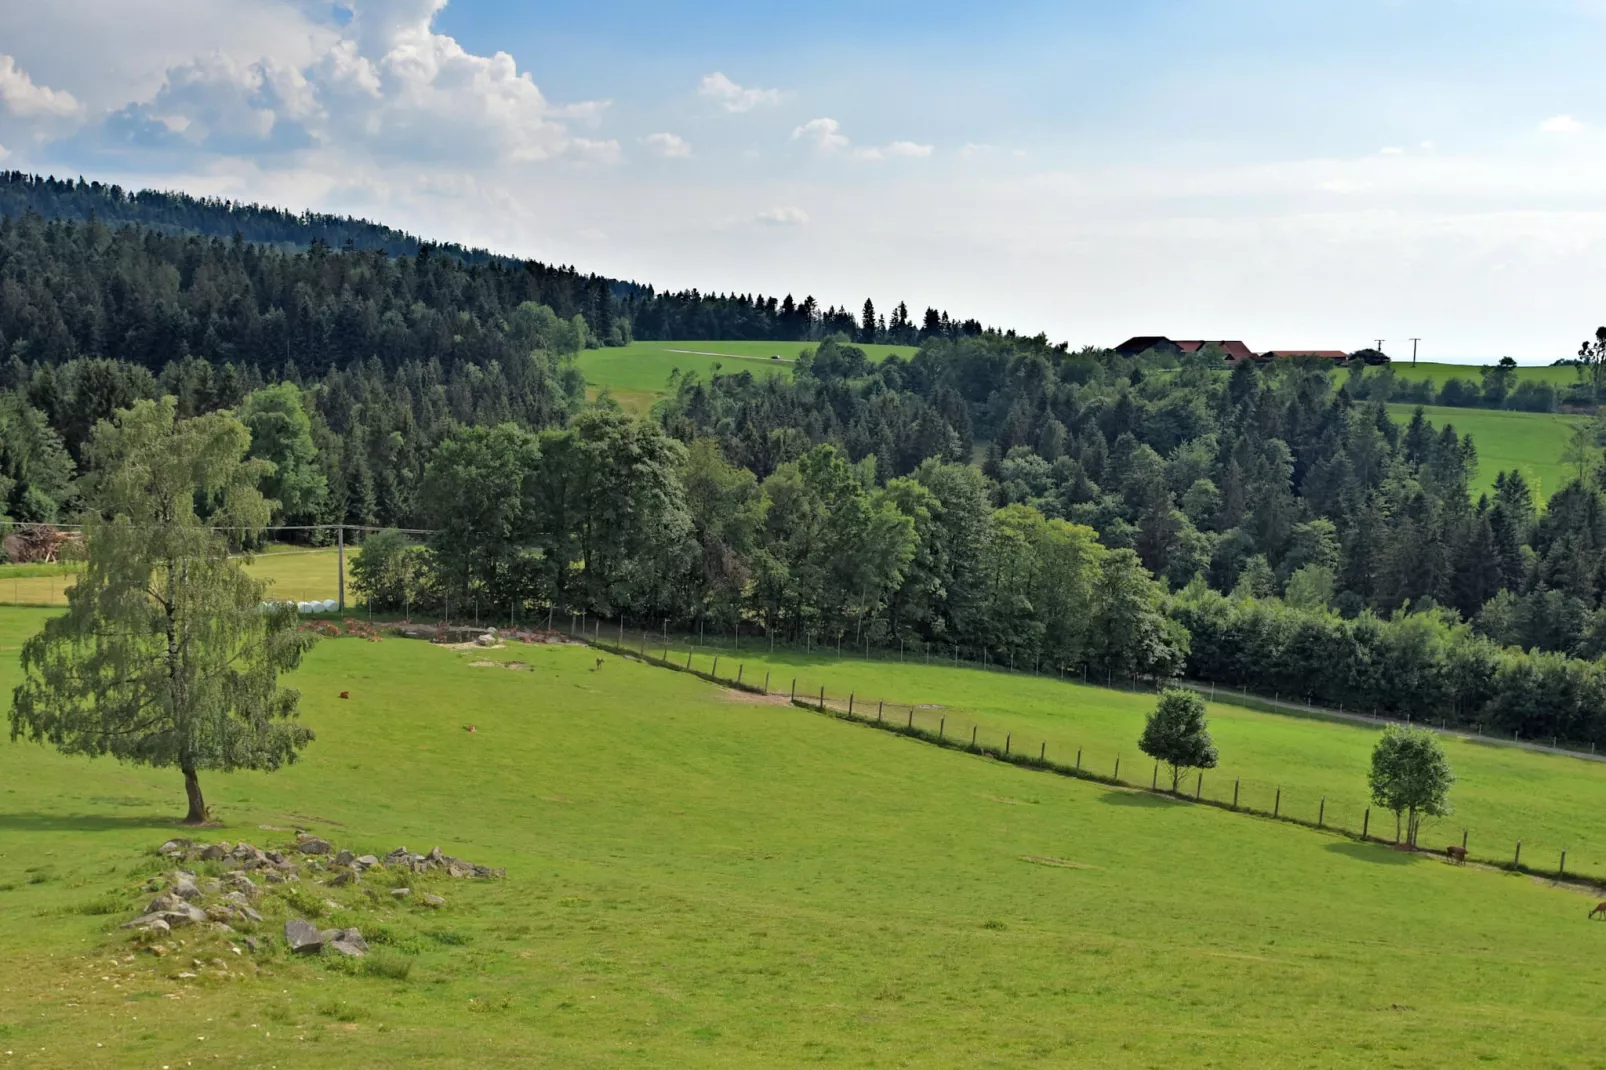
[4,610,1606,1066]
[576,340,918,414]
[1386,402,1585,498]
[645,638,1606,882]
[0,547,353,607]
[1384,360,1581,389]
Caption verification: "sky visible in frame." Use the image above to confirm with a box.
[1,0,1604,362]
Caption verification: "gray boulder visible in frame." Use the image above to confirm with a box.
[198,844,228,861]
[420,893,446,908]
[390,888,411,899]
[284,918,324,954]
[298,838,333,855]
[333,849,355,866]
[355,855,379,869]
[321,927,369,957]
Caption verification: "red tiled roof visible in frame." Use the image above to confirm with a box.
[1175,340,1257,362]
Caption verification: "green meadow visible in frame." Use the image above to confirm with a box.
[650,638,1606,880]
[5,608,1606,1066]
[1386,360,1581,390]
[576,339,918,413]
[1386,402,1586,498]
[0,546,354,608]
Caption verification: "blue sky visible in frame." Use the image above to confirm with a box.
[1,0,1604,360]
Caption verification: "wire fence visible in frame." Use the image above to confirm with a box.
[575,619,1606,891]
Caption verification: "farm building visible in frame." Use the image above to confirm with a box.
[1113,337,1355,363]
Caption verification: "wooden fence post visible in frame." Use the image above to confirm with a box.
[1233,778,1240,810]
[939,716,944,739]
[1113,757,1120,782]
[1561,850,1567,877]
[1152,762,1159,790]
[848,693,854,716]
[1076,748,1082,772]
[1005,734,1011,756]
[1461,829,1468,852]
[1195,773,1203,801]
[790,678,796,701]
[686,650,693,669]
[764,671,770,695]
[1363,808,1370,839]
[970,726,977,748]
[1514,840,1522,867]
[818,686,825,711]
[1039,742,1046,762]
[907,708,913,729]
[711,655,719,678]
[736,664,743,685]
[1318,797,1325,828]
[1274,788,1280,818]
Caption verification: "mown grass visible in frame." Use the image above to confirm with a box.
[625,634,1606,881]
[1386,402,1586,498]
[576,339,918,413]
[3,607,1606,1066]
[0,547,354,607]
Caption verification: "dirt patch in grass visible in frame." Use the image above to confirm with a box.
[721,689,792,706]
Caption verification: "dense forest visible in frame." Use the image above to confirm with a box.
[8,176,1606,745]
[0,173,991,347]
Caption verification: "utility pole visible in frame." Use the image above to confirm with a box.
[1374,338,1385,355]
[1409,337,1421,366]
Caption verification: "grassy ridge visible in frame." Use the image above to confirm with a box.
[3,610,1606,1065]
[1387,360,1581,389]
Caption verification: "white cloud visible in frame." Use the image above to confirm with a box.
[793,117,850,153]
[793,118,929,161]
[756,206,808,226]
[1379,145,1404,155]
[642,132,691,158]
[0,54,81,119]
[94,0,614,166]
[698,72,782,113]
[1541,114,1584,133]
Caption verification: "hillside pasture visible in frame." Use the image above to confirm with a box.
[642,638,1606,883]
[1386,402,1585,499]
[576,339,918,413]
[3,609,1606,1065]
[1384,359,1582,390]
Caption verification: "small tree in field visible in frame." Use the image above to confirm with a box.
[1368,724,1453,847]
[1139,689,1218,792]
[8,398,315,824]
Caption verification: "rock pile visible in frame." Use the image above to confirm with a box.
[123,834,503,944]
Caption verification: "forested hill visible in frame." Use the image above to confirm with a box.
[0,172,992,345]
[0,172,518,266]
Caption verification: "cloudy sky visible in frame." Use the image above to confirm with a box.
[1,0,1603,361]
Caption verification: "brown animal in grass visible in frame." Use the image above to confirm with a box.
[463,724,477,734]
[339,691,350,699]
[1446,845,1467,865]
[1591,902,1606,920]
[593,657,605,670]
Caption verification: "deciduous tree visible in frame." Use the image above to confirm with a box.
[8,398,315,823]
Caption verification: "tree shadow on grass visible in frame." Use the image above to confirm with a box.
[1325,841,1417,865]
[1097,790,1183,808]
[0,811,180,834]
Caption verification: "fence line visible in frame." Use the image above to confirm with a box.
[576,623,1606,893]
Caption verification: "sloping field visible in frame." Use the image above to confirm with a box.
[1386,402,1585,498]
[3,608,1606,1067]
[640,639,1606,882]
[576,339,918,413]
